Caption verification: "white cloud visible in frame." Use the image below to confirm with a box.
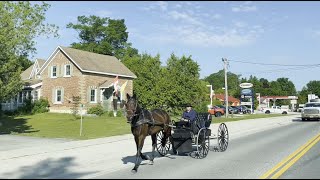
[139,23,261,47]
[95,10,112,17]
[234,21,247,28]
[136,1,264,48]
[167,11,203,26]
[232,2,257,12]
[175,3,182,9]
[143,1,168,11]
[157,1,168,11]
[212,14,222,19]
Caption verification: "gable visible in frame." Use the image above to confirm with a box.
[21,65,34,80]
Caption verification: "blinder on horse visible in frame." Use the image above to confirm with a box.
[125,96,139,123]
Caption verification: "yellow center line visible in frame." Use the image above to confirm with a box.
[259,133,320,179]
[271,135,320,179]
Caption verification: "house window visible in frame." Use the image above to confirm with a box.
[90,89,96,103]
[65,64,71,77]
[52,66,57,78]
[56,89,62,103]
[34,90,38,101]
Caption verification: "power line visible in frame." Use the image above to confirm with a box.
[232,65,320,75]
[228,59,320,67]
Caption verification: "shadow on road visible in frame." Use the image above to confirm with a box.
[0,115,39,135]
[1,157,96,179]
[121,151,177,165]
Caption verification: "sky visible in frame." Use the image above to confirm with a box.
[32,1,320,92]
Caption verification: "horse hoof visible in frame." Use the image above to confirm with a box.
[131,169,137,173]
[149,161,154,165]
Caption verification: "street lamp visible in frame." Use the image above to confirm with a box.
[206,85,213,108]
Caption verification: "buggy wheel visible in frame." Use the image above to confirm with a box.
[195,128,210,159]
[156,130,171,156]
[218,123,229,152]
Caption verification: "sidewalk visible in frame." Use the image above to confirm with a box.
[0,115,299,179]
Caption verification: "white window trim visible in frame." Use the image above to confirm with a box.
[51,66,57,78]
[64,64,71,77]
[55,89,62,104]
[90,89,97,103]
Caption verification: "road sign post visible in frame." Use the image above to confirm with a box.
[80,104,83,136]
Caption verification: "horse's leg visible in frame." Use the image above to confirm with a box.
[140,135,150,161]
[132,135,147,172]
[149,133,157,165]
[132,135,141,172]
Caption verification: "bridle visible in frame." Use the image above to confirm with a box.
[125,99,139,122]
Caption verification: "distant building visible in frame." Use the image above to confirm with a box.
[213,94,240,106]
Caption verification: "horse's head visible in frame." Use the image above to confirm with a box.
[125,93,140,124]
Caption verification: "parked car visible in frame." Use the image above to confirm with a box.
[229,106,239,114]
[236,105,251,114]
[208,105,225,117]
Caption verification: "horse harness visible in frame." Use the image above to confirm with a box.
[132,109,164,132]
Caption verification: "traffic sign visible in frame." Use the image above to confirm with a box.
[239,83,253,88]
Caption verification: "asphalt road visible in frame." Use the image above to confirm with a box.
[0,135,71,151]
[94,118,320,179]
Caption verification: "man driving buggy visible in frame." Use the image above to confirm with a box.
[176,103,197,127]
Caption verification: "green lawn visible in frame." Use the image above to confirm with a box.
[0,113,130,140]
[0,112,289,140]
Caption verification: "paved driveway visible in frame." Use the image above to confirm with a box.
[0,135,72,151]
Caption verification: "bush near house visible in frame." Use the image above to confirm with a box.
[32,98,50,114]
[87,104,104,116]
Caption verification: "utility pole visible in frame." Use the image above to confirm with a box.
[222,58,229,118]
[206,85,213,108]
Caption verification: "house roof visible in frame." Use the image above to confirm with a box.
[39,46,137,78]
[24,79,42,86]
[214,94,240,103]
[99,79,113,88]
[21,65,34,80]
[21,58,46,80]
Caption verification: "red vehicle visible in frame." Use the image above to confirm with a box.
[208,105,225,117]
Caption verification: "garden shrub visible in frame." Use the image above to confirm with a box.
[87,104,104,116]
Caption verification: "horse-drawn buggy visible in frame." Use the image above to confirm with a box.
[124,93,229,172]
[156,112,229,159]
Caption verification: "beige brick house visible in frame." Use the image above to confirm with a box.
[2,46,137,113]
[39,46,137,113]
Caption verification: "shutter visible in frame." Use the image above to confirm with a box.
[52,88,55,104]
[87,87,91,103]
[61,88,64,103]
[70,64,73,76]
[61,64,64,77]
[96,89,100,103]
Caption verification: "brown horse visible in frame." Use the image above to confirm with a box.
[124,93,172,172]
